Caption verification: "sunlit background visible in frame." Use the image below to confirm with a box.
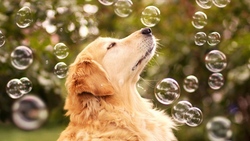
[0,0,249,141]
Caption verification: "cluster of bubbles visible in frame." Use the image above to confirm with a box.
[194,31,221,46]
[53,43,69,78]
[196,0,231,9]
[6,77,32,99]
[172,101,203,127]
[206,116,232,140]
[98,0,161,27]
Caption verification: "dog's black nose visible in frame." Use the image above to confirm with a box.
[141,28,152,35]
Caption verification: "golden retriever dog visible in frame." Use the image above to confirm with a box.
[57,28,177,141]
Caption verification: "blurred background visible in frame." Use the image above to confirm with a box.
[0,0,249,141]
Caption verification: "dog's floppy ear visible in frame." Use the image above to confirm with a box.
[66,55,115,97]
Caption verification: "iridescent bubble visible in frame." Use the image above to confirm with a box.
[19,77,32,94]
[172,101,193,123]
[15,6,33,28]
[212,0,230,8]
[6,79,23,99]
[184,107,203,127]
[208,73,224,90]
[207,32,221,46]
[141,6,161,27]
[12,95,48,130]
[0,30,5,47]
[206,116,232,141]
[54,62,68,78]
[53,43,69,59]
[194,32,207,46]
[183,75,199,93]
[11,46,33,70]
[205,50,227,72]
[154,78,180,105]
[114,0,133,18]
[98,0,115,6]
[196,0,213,9]
[192,11,207,29]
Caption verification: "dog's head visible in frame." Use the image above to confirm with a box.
[65,28,156,115]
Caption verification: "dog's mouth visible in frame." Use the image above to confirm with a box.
[132,46,154,71]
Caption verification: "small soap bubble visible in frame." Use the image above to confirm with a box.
[205,50,227,72]
[208,73,224,90]
[194,32,207,46]
[54,43,69,59]
[54,62,68,78]
[207,32,221,46]
[114,0,133,18]
[183,75,199,93]
[6,79,23,99]
[184,107,203,127]
[98,0,115,6]
[0,30,5,47]
[206,116,232,141]
[154,78,180,105]
[192,11,207,29]
[212,0,230,8]
[172,101,193,123]
[19,77,32,94]
[196,0,213,9]
[15,6,33,28]
[140,6,161,27]
[11,46,33,70]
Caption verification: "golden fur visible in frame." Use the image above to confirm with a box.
[57,28,177,141]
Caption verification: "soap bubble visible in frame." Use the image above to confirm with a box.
[183,75,199,93]
[196,0,213,9]
[53,43,69,59]
[184,107,203,127]
[208,73,224,90]
[192,11,207,29]
[11,46,33,70]
[15,6,33,28]
[205,50,227,72]
[194,32,207,46]
[98,0,115,6]
[154,78,180,105]
[19,77,32,94]
[206,116,232,141]
[141,6,161,27]
[114,0,133,18]
[12,95,48,130]
[54,62,68,78]
[172,101,193,123]
[0,30,5,47]
[207,32,221,46]
[212,0,230,8]
[6,79,23,99]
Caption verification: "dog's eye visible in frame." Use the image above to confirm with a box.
[107,42,116,50]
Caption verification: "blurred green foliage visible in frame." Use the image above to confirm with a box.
[0,0,250,140]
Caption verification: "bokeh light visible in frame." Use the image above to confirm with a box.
[206,116,232,141]
[11,46,33,70]
[207,32,221,46]
[15,6,33,28]
[53,43,69,59]
[183,75,199,93]
[192,11,207,29]
[172,101,193,124]
[184,107,203,127]
[0,30,5,47]
[196,0,213,9]
[208,72,224,90]
[194,32,207,46]
[114,0,133,18]
[140,6,161,27]
[154,78,180,105]
[205,50,227,73]
[54,62,68,78]
[6,79,23,99]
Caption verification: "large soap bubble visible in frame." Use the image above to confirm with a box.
[114,0,133,18]
[192,11,207,29]
[53,43,69,59]
[15,6,33,28]
[141,6,161,27]
[205,50,227,73]
[11,46,33,70]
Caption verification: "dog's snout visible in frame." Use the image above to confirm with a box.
[141,28,152,35]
